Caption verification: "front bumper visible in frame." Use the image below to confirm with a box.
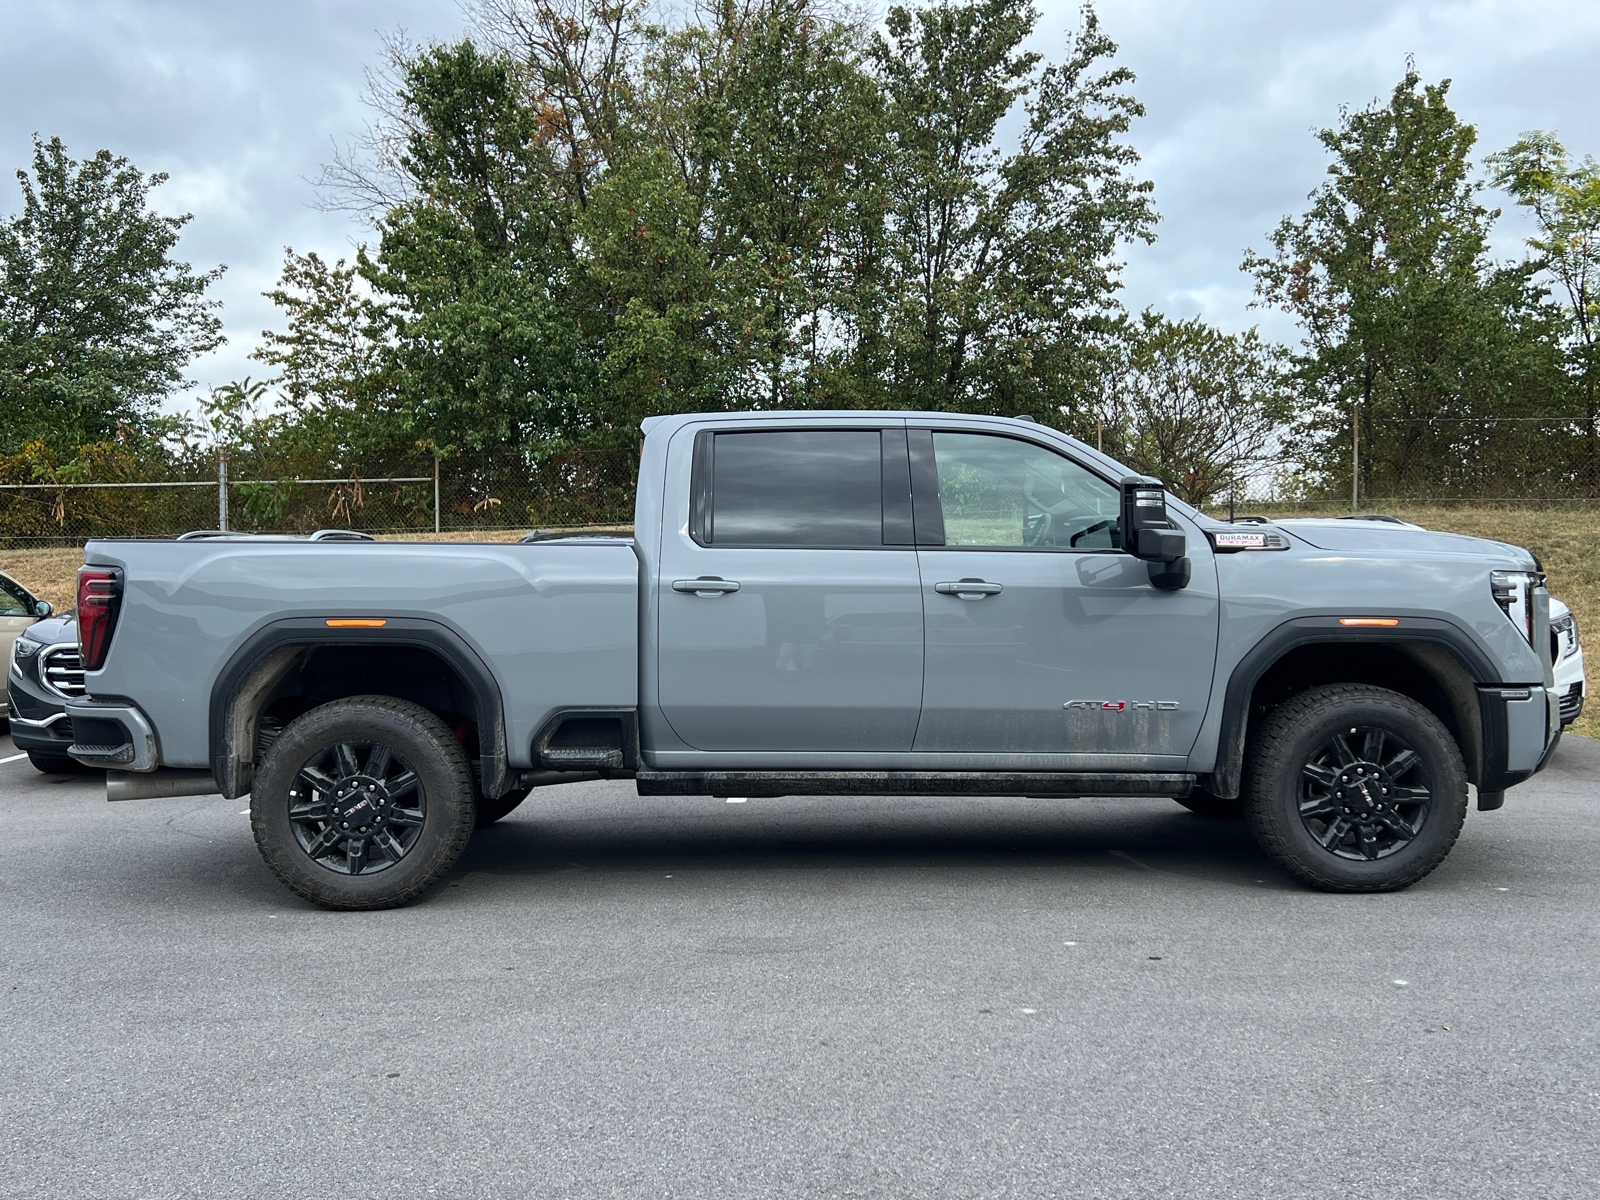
[6,667,74,754]
[1559,681,1584,727]
[1477,684,1560,803]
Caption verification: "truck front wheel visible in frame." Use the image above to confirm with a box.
[250,696,476,910]
[1244,684,1468,892]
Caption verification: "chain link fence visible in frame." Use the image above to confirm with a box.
[0,449,638,546]
[1187,417,1600,513]
[5,418,1599,545]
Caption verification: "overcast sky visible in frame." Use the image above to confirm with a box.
[3,0,1597,415]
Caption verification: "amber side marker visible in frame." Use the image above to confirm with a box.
[1340,617,1400,627]
[325,618,387,628]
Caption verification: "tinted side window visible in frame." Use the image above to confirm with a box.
[931,432,1120,549]
[711,431,882,546]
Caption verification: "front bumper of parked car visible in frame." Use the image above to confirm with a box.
[7,640,79,754]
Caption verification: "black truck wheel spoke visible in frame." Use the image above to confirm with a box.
[285,739,428,876]
[1297,723,1433,862]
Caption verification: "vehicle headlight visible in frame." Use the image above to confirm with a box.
[1551,612,1580,660]
[12,638,40,660]
[1490,570,1541,645]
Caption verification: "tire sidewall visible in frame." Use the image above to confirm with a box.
[1249,689,1467,891]
[251,698,473,909]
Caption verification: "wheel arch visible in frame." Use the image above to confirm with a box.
[209,618,510,801]
[1207,618,1496,799]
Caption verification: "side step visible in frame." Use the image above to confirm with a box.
[634,770,1195,799]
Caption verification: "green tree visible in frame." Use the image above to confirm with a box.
[1245,69,1569,500]
[1096,311,1295,507]
[870,0,1155,421]
[0,136,225,455]
[1491,132,1600,488]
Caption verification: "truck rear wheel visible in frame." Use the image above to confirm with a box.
[1243,684,1467,892]
[250,696,476,910]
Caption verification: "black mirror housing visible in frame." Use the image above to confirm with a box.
[1120,475,1189,589]
[1134,527,1185,562]
[32,600,52,618]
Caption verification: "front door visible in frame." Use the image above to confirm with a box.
[656,426,925,753]
[912,429,1218,757]
[0,575,39,663]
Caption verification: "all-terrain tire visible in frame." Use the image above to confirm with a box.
[1174,789,1244,819]
[250,696,476,910]
[475,785,531,829]
[1243,684,1467,892]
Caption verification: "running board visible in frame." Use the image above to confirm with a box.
[634,770,1195,799]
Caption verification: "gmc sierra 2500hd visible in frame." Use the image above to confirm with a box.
[63,411,1559,908]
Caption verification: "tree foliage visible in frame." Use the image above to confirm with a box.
[1491,132,1600,476]
[1244,70,1570,499]
[0,136,225,455]
[268,0,1154,458]
[1096,311,1294,506]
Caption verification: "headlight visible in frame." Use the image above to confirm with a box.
[1490,570,1540,645]
[1551,612,1580,660]
[12,638,40,659]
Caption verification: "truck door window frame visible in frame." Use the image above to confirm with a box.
[908,427,1126,553]
[689,427,915,550]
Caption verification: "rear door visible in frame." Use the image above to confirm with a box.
[911,428,1218,758]
[655,425,925,753]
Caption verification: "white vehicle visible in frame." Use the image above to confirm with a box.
[1550,597,1584,727]
[0,570,52,664]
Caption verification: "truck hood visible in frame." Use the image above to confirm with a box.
[1271,519,1538,567]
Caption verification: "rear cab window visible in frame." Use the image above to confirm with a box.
[692,428,913,548]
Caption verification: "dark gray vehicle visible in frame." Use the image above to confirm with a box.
[65,412,1560,908]
[7,612,87,772]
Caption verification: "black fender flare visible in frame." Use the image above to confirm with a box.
[1208,616,1501,799]
[208,617,510,800]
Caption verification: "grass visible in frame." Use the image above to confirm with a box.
[4,508,1592,736]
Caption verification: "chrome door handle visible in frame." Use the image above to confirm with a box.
[672,577,741,596]
[935,579,1003,599]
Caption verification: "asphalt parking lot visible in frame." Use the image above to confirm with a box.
[2,733,1598,1200]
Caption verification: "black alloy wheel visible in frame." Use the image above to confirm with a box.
[251,696,475,910]
[287,740,427,875]
[1296,725,1431,860]
[1243,683,1467,892]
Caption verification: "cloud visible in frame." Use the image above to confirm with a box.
[3,0,1596,414]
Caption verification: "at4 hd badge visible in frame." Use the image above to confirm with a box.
[1064,700,1180,711]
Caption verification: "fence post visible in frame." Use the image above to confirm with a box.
[1351,404,1359,513]
[218,452,229,531]
[433,455,440,534]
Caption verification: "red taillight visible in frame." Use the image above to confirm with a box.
[76,566,123,671]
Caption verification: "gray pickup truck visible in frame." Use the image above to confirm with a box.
[64,411,1559,908]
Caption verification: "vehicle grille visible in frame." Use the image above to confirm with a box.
[1560,682,1584,723]
[39,645,86,699]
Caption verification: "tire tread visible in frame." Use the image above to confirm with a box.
[251,695,476,910]
[1243,683,1468,892]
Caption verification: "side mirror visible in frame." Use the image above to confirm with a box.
[33,600,52,618]
[1120,475,1190,591]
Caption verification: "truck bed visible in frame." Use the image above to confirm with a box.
[82,538,640,770]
